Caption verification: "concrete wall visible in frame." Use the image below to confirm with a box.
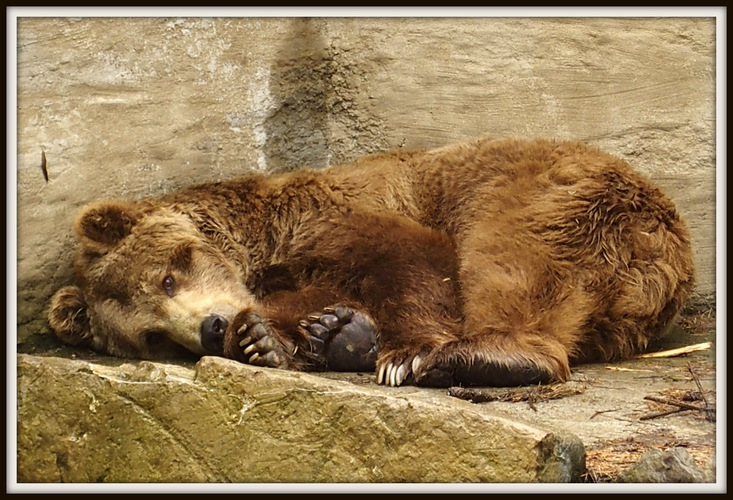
[16,17,717,346]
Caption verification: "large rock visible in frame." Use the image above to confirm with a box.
[615,448,709,483]
[16,354,584,483]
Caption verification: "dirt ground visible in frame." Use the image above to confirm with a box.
[575,309,717,482]
[458,309,718,483]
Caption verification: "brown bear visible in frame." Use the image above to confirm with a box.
[47,137,695,387]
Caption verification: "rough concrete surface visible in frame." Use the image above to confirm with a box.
[15,16,717,346]
[462,323,718,484]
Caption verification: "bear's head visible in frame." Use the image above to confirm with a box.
[47,201,257,360]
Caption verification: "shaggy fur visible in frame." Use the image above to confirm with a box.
[48,137,695,387]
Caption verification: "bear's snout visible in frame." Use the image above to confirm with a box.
[200,314,228,354]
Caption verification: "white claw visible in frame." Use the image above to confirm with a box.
[377,364,386,385]
[248,353,260,364]
[411,355,422,374]
[395,364,406,386]
[389,363,398,387]
[244,344,256,355]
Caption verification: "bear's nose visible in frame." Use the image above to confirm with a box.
[200,314,228,354]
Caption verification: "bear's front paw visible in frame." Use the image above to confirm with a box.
[298,305,378,372]
[226,311,292,369]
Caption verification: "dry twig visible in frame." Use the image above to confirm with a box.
[644,394,708,412]
[590,408,620,419]
[686,362,716,422]
[448,383,585,410]
[605,366,653,372]
[639,406,688,421]
[640,365,716,423]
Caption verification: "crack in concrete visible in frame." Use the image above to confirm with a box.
[112,391,224,482]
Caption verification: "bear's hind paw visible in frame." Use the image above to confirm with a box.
[298,305,378,372]
[414,351,557,388]
[376,348,558,388]
[449,358,555,387]
[376,351,433,387]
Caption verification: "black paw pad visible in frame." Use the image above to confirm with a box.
[299,306,378,372]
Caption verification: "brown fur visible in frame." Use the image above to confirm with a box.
[48,137,695,387]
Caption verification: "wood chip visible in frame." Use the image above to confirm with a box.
[635,341,712,359]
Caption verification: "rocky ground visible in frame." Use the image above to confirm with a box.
[322,308,719,483]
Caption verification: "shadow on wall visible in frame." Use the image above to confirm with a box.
[263,18,334,172]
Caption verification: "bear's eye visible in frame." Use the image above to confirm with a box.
[162,275,176,297]
[143,330,167,347]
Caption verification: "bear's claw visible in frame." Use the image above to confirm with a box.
[376,353,428,387]
[298,305,378,372]
[234,313,291,369]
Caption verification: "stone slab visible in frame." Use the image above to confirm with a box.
[16,354,584,484]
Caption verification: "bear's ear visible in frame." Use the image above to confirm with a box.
[75,201,143,252]
[47,286,93,348]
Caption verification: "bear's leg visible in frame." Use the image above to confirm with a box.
[410,224,588,387]
[287,211,465,386]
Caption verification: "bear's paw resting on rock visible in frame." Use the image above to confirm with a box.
[225,311,294,369]
[298,306,379,373]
